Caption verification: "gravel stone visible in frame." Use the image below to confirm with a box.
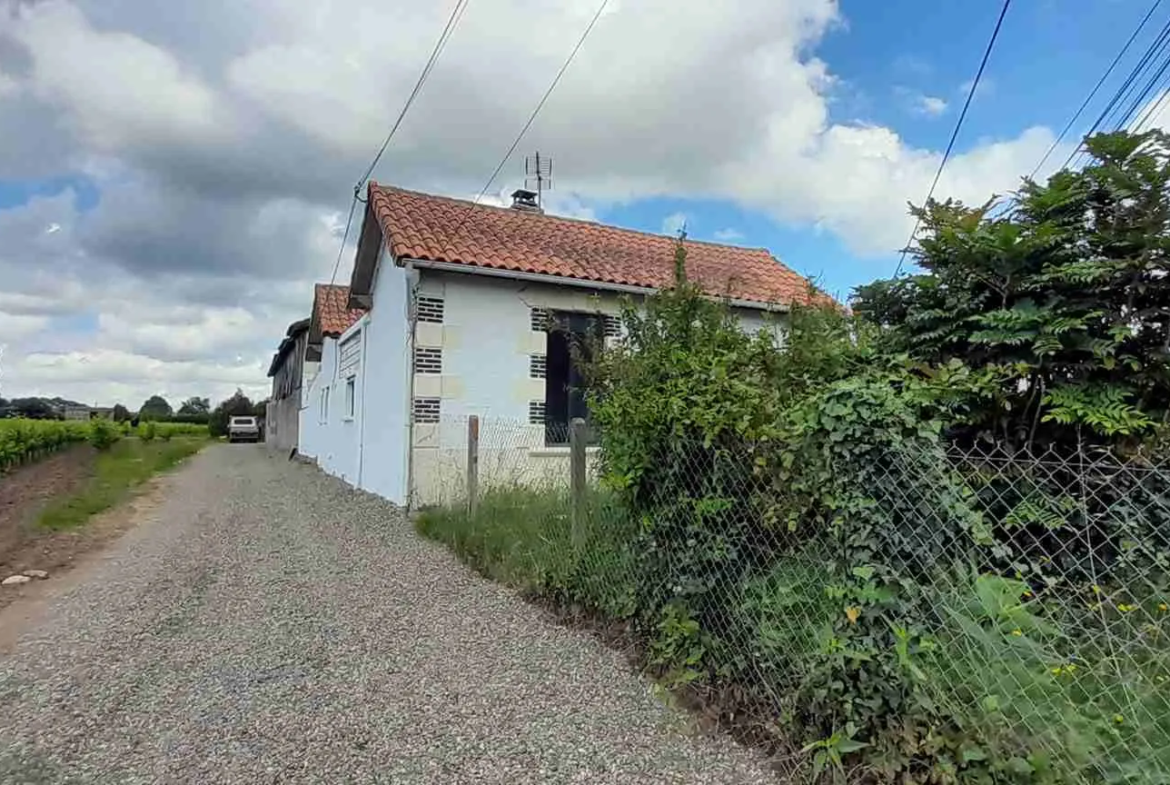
[0,445,777,783]
[23,570,49,580]
[2,575,31,586]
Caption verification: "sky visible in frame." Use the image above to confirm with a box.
[0,0,1166,408]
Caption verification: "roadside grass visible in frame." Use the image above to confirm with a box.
[415,485,641,619]
[38,437,208,531]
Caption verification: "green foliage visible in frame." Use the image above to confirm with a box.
[139,421,157,442]
[177,396,210,416]
[0,419,90,471]
[38,437,206,530]
[86,418,120,451]
[414,485,640,619]
[209,389,256,438]
[137,394,173,421]
[852,130,1170,450]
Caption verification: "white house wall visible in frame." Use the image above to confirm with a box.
[299,249,412,505]
[355,250,412,505]
[406,270,785,506]
[298,331,361,484]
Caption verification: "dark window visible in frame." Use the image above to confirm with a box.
[542,311,603,445]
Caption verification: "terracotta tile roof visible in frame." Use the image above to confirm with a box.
[367,184,819,307]
[314,283,365,338]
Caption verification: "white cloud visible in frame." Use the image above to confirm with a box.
[959,77,995,100]
[918,95,947,116]
[0,312,50,342]
[0,0,1083,404]
[713,228,745,242]
[0,69,20,98]
[9,2,232,153]
[8,348,268,407]
[661,211,688,236]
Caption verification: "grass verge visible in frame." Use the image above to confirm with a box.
[38,437,208,530]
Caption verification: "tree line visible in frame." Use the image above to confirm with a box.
[0,390,269,437]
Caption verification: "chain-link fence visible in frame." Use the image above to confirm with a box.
[414,416,1170,783]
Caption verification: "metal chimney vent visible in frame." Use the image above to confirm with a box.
[510,189,542,214]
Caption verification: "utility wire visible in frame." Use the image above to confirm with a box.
[327,0,470,288]
[468,0,611,210]
[893,0,1012,277]
[1116,40,1170,128]
[357,0,470,190]
[1063,15,1170,169]
[1133,64,1170,129]
[1030,0,1161,179]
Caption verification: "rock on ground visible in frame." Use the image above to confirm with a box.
[0,445,777,784]
[1,575,31,586]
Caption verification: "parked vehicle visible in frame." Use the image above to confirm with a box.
[228,416,261,443]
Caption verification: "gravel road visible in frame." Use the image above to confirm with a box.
[0,445,775,784]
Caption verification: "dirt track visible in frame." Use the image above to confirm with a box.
[0,444,775,784]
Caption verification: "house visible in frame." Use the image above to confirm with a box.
[265,317,310,451]
[297,183,820,507]
[296,283,368,480]
[62,404,113,420]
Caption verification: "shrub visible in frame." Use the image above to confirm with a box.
[87,418,120,451]
[139,421,157,442]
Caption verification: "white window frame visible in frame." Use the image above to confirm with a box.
[343,377,356,421]
[320,386,330,424]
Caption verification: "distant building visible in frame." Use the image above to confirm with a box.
[62,405,114,420]
[265,317,313,452]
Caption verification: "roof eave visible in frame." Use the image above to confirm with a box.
[402,258,791,313]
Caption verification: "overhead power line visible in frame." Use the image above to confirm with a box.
[1030,0,1162,179]
[468,0,612,209]
[328,0,471,287]
[1064,14,1170,170]
[893,0,1013,277]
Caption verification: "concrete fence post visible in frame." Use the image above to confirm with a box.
[467,415,479,519]
[570,417,587,547]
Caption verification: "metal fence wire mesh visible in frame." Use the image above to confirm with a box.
[415,416,1170,783]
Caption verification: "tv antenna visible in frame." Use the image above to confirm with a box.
[524,152,553,209]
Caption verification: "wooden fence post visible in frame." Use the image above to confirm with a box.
[467,415,479,518]
[570,417,587,547]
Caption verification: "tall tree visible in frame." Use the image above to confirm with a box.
[138,395,173,421]
[111,403,132,422]
[177,396,210,416]
[209,389,255,437]
[853,130,1170,450]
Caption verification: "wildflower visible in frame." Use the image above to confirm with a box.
[1010,628,1023,637]
[845,606,860,625]
[1092,584,1102,595]
[1159,603,1168,612]
[1114,714,1125,725]
[1118,604,1137,613]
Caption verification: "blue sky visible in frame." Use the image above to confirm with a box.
[592,0,1164,300]
[0,0,1165,405]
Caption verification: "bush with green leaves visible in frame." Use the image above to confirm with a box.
[86,418,120,451]
[852,130,1170,453]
